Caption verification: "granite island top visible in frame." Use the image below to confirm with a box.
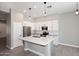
[19,36,57,46]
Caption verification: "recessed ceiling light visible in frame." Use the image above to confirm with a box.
[24,10,26,12]
[34,5,37,8]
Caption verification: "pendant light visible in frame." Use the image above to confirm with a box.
[44,2,47,16]
[29,8,31,19]
[75,2,79,15]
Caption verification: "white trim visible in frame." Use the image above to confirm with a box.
[24,48,45,56]
[58,42,79,48]
[24,48,29,51]
[6,45,14,49]
[6,45,10,49]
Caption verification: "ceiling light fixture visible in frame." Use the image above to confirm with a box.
[75,2,79,15]
[43,2,47,16]
[28,8,32,19]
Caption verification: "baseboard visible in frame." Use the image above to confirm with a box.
[13,44,23,49]
[6,45,14,49]
[24,48,45,56]
[58,42,79,48]
[6,45,23,50]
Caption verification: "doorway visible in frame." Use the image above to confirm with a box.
[0,10,10,50]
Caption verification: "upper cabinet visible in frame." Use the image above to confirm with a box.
[0,10,9,23]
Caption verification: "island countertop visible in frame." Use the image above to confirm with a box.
[19,36,57,46]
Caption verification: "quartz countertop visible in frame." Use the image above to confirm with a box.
[19,36,57,46]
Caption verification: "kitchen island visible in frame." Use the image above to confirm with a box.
[20,36,57,56]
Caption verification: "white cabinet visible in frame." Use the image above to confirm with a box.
[12,22,23,48]
[34,20,58,32]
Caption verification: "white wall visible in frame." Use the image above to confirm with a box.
[6,11,11,49]
[11,9,24,49]
[59,12,79,47]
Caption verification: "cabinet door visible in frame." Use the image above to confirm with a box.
[13,22,23,48]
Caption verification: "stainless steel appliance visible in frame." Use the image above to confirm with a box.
[23,26,31,37]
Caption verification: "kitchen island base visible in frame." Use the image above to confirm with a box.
[24,41,56,56]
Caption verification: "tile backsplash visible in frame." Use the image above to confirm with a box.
[32,30,58,36]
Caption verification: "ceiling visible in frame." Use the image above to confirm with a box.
[0,2,78,18]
